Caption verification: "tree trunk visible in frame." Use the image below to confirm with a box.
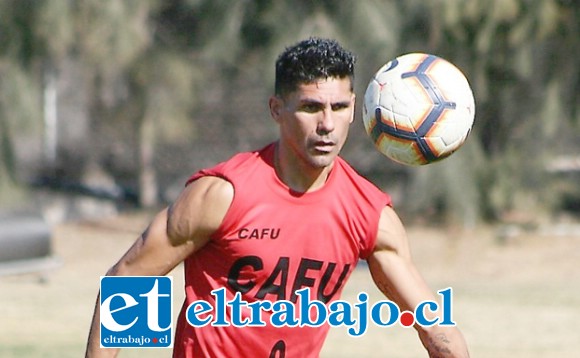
[138,114,158,207]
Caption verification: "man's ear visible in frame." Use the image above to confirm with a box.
[349,93,356,124]
[269,96,283,123]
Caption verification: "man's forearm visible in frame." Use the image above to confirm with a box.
[420,327,470,358]
[85,293,120,358]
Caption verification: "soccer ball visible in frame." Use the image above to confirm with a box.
[362,53,475,166]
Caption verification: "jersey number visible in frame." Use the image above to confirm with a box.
[269,340,286,358]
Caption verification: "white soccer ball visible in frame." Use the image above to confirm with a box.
[362,53,475,166]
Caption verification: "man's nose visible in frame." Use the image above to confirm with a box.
[317,110,335,134]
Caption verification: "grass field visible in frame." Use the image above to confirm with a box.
[1,211,579,357]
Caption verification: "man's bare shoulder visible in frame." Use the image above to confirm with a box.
[167,176,234,247]
[189,175,235,202]
[373,205,409,255]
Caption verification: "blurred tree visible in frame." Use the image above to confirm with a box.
[71,0,163,207]
[384,0,580,226]
[0,0,44,206]
[0,0,579,222]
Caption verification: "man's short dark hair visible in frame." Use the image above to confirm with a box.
[274,37,356,98]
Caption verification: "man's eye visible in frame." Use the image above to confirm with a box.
[301,104,321,113]
[331,103,349,111]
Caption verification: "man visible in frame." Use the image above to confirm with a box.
[86,37,470,357]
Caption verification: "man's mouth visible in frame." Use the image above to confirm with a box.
[312,140,335,152]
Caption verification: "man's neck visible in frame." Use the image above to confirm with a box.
[274,142,333,193]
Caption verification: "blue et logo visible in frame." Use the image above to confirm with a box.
[100,276,173,348]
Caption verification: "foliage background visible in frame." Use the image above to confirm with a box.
[1,0,579,226]
[1,1,580,357]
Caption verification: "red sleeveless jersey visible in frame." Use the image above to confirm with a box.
[173,143,391,358]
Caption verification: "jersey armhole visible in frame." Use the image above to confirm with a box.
[360,199,393,260]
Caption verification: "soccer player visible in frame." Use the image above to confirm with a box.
[86,37,470,357]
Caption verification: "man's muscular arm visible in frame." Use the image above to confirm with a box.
[367,206,470,358]
[85,176,233,358]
